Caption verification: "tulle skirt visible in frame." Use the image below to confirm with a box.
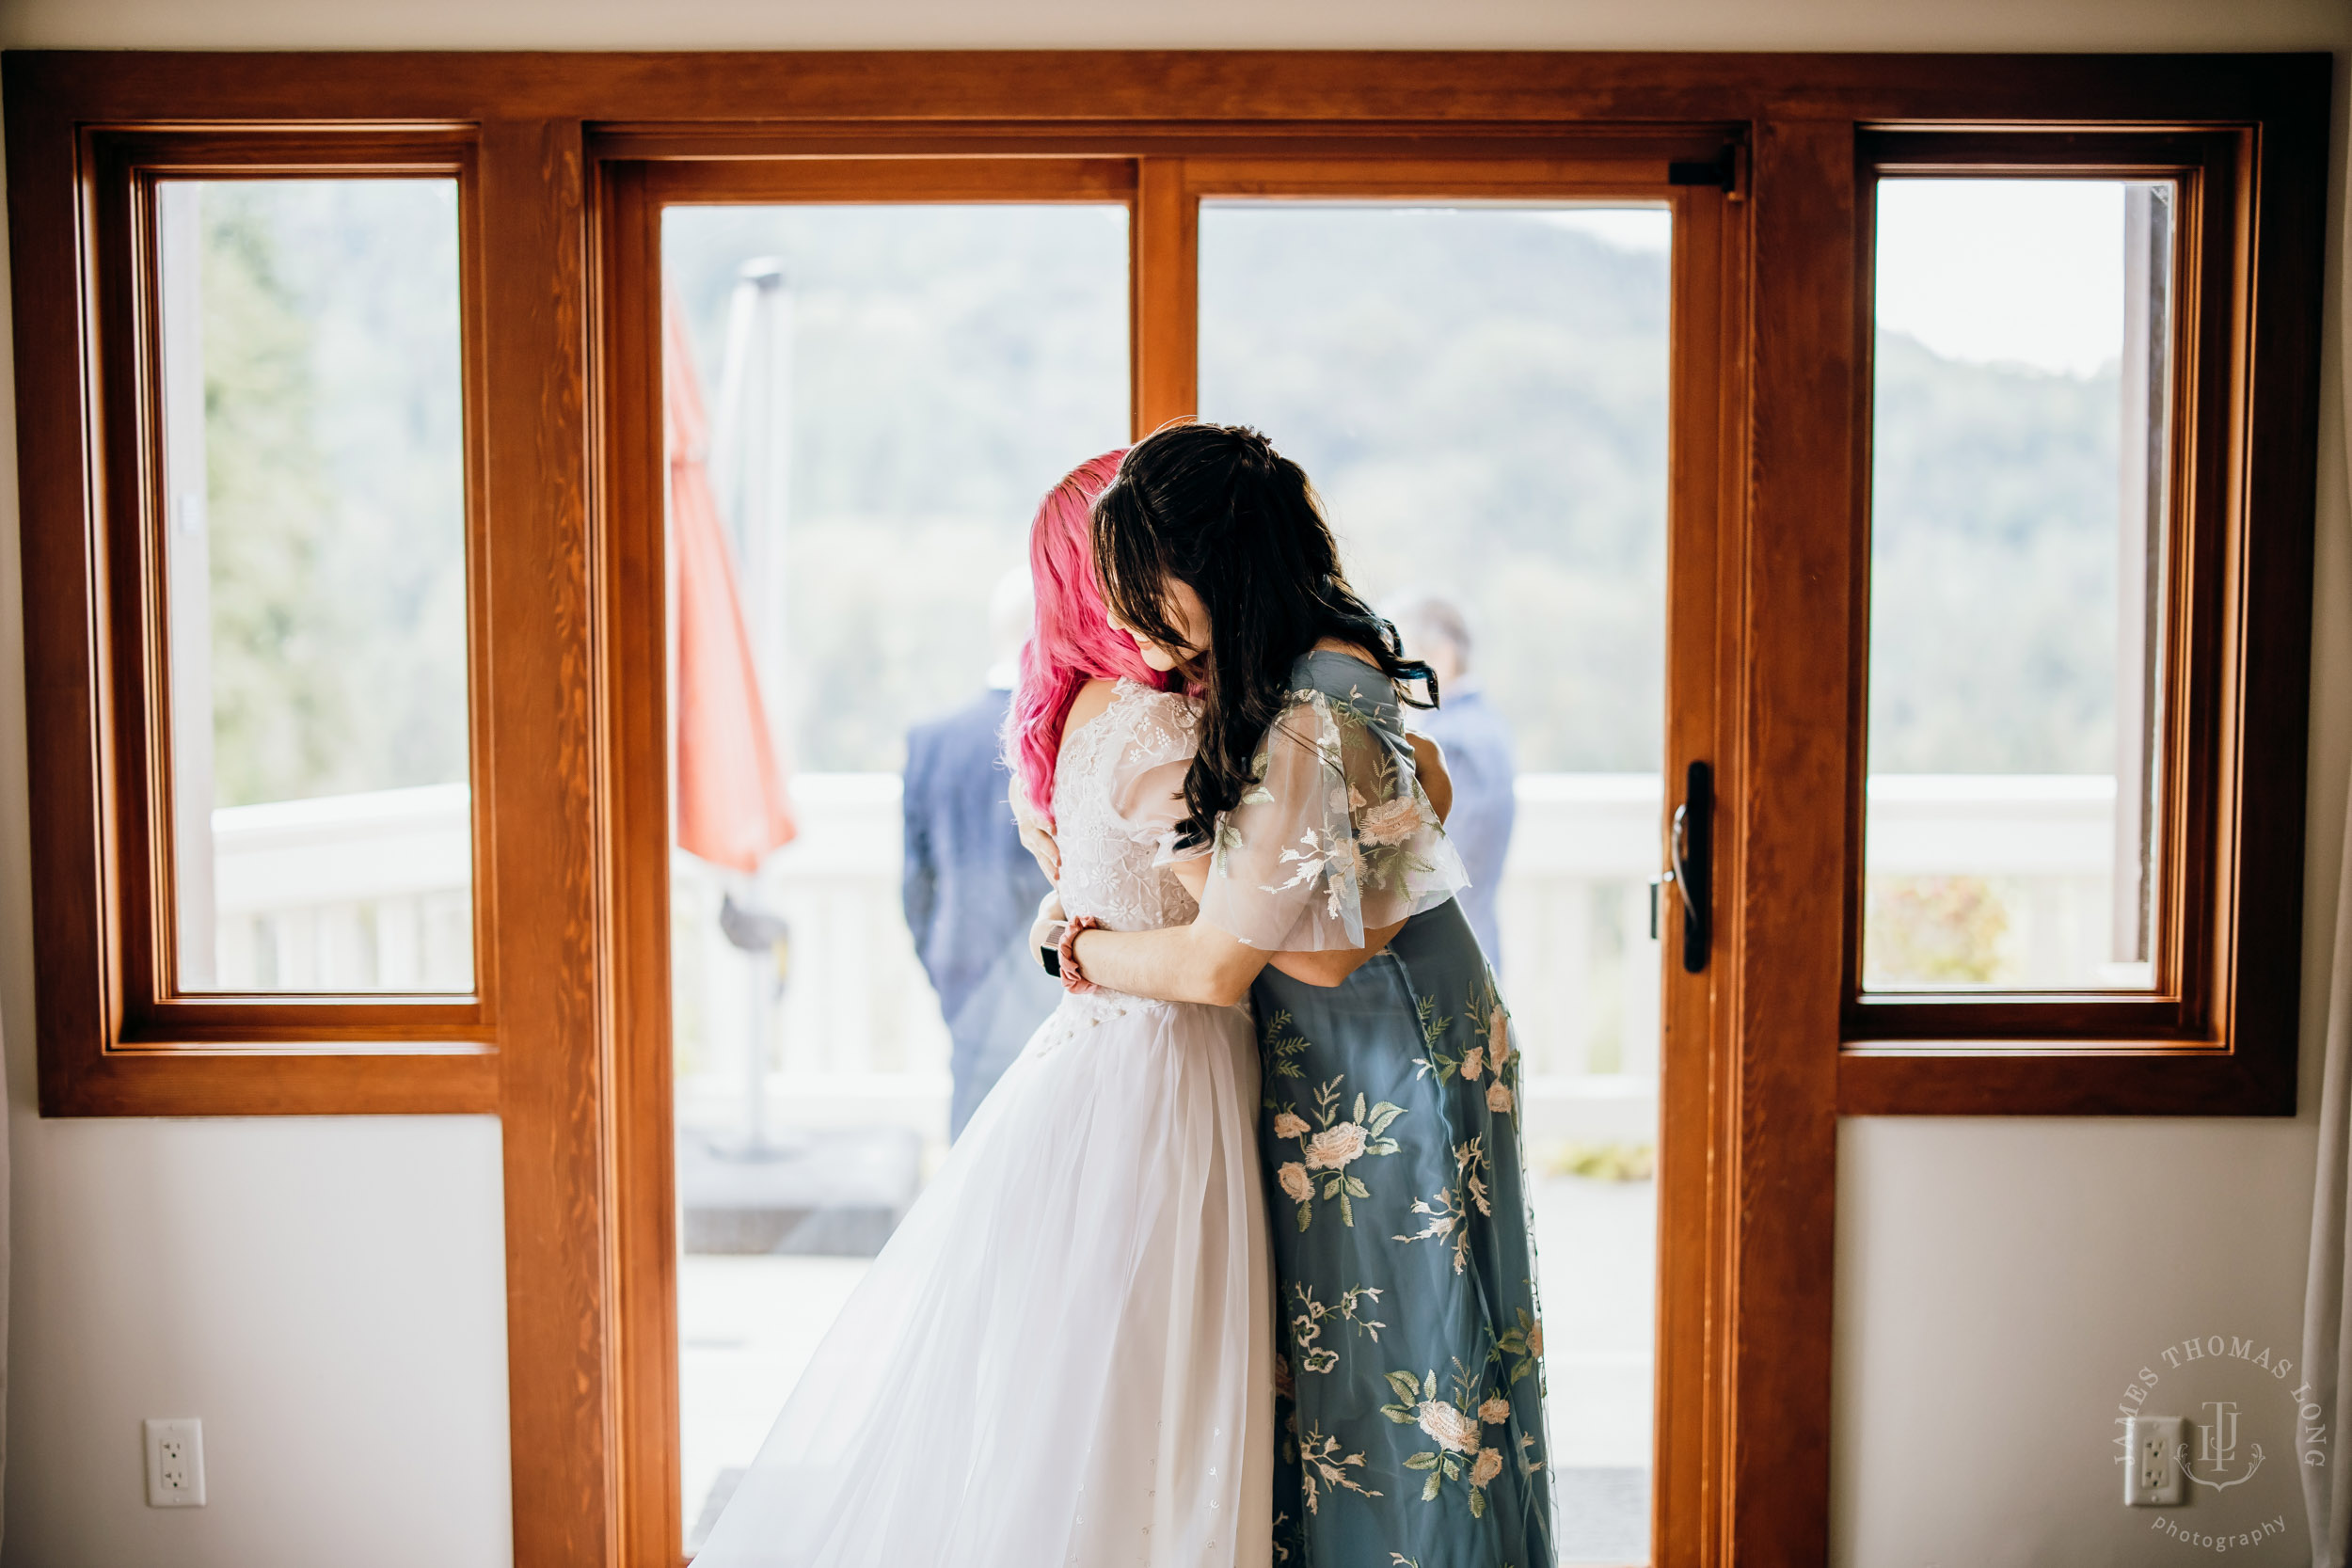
[691,987,1275,1568]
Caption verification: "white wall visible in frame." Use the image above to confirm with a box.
[0,4,2345,1567]
[1,1118,512,1568]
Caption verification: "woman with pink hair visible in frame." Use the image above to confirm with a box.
[692,453,1271,1568]
[1005,446,1164,841]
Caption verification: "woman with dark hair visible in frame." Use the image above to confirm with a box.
[1053,423,1554,1567]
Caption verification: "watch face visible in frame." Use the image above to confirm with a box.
[1041,945,1062,978]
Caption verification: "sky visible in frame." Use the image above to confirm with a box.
[1873,179,2134,377]
[1549,182,2141,379]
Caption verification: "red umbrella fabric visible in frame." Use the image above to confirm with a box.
[666,292,797,869]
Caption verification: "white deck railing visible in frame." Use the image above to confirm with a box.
[210,773,2119,1146]
[207,783,474,992]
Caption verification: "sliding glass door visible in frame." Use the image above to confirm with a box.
[608,150,1738,1568]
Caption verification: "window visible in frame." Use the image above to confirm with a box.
[32,130,493,1100]
[1863,174,2174,997]
[1842,130,2313,1107]
[156,177,474,995]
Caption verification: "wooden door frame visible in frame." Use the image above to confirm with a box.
[4,48,2327,1568]
[594,138,1748,1567]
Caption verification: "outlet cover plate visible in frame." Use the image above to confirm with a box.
[144,1418,205,1508]
[2125,1415,2184,1506]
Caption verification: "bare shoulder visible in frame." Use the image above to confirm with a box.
[1057,678,1121,750]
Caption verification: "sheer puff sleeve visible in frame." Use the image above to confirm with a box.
[1197,686,1469,952]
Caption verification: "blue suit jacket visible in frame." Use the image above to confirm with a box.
[1419,688,1518,968]
[902,689,1059,1135]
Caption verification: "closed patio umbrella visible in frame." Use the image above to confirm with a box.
[666,289,795,868]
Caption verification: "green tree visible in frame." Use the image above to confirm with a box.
[199,187,344,807]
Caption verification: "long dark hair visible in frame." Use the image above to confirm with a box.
[1090,422,1435,848]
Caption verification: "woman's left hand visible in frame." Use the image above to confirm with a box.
[1010,781,1062,882]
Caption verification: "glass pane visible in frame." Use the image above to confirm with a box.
[1864,179,2174,992]
[157,180,473,994]
[1201,202,1669,1565]
[661,204,1128,1550]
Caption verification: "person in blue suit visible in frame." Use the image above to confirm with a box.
[1390,594,1519,970]
[902,569,1064,1137]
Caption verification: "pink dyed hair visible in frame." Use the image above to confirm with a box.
[1008,449,1161,826]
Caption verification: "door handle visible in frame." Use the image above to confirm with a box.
[1668,759,1712,974]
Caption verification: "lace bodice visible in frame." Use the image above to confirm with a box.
[1051,680,1200,934]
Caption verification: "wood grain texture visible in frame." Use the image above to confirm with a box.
[0,49,2329,128]
[1132,158,1195,434]
[2218,55,2329,1116]
[1726,114,1851,1567]
[635,155,1135,204]
[7,65,119,1115]
[1839,1046,2274,1116]
[477,116,618,1568]
[1652,172,1744,1568]
[592,155,686,1568]
[40,1047,498,1116]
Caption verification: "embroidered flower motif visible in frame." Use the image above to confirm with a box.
[1415,1400,1480,1454]
[1359,795,1422,847]
[1486,1081,1515,1115]
[1459,1045,1485,1082]
[1326,838,1365,879]
[1478,1397,1512,1425]
[1470,1448,1504,1489]
[1275,1353,1295,1402]
[1528,1320,1544,1357]
[1278,1162,1314,1202]
[1273,1110,1311,1140]
[1305,1122,1369,1170]
[1489,1006,1512,1068]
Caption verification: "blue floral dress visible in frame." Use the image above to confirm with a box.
[1190,650,1555,1568]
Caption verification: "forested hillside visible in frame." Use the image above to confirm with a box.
[206,198,2121,795]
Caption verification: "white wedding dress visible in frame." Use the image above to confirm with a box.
[691,679,1273,1568]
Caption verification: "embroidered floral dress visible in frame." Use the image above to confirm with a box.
[1191,650,1554,1568]
[693,680,1272,1568]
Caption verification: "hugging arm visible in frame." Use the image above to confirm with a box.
[1066,863,1408,1006]
[1069,695,1442,1005]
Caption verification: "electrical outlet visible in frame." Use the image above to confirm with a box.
[2124,1415,2184,1506]
[144,1418,205,1508]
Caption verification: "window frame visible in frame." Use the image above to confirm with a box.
[31,126,499,1110]
[1837,123,2320,1114]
